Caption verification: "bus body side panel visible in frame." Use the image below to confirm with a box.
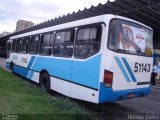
[7,54,101,103]
[70,54,101,103]
[71,54,101,90]
[31,56,73,81]
[5,17,107,103]
[7,53,100,103]
[50,76,99,103]
[31,55,101,103]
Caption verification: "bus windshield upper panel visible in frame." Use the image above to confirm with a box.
[108,19,153,57]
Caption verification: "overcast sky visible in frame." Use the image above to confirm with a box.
[0,0,115,33]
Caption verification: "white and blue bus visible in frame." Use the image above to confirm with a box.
[6,14,153,103]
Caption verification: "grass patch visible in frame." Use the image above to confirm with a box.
[0,68,95,120]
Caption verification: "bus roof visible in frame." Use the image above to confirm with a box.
[10,14,152,39]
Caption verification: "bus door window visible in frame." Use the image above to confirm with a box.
[39,33,54,56]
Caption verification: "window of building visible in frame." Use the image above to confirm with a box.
[21,36,30,54]
[16,38,23,53]
[11,39,17,53]
[29,35,40,54]
[53,30,74,57]
[39,33,54,56]
[74,25,102,59]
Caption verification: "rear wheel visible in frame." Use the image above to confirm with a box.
[40,72,51,93]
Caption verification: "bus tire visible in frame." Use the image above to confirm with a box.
[40,72,51,93]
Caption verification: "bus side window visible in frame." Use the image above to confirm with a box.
[29,35,40,54]
[53,30,74,57]
[6,42,11,51]
[39,33,54,56]
[22,36,30,54]
[11,39,17,53]
[16,38,23,53]
[74,25,102,59]
[6,42,12,58]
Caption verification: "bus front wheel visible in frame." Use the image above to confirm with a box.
[40,72,51,93]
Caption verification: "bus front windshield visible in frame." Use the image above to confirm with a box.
[108,19,153,57]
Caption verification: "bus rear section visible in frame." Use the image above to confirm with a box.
[99,18,153,103]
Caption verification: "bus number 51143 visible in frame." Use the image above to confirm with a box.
[134,63,151,73]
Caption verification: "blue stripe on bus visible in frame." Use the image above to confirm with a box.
[31,54,101,89]
[27,56,36,69]
[121,57,137,82]
[12,54,101,89]
[27,70,34,79]
[114,57,132,82]
[14,65,29,77]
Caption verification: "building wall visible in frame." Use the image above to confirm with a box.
[16,20,34,31]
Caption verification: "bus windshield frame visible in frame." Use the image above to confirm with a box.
[108,19,153,57]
